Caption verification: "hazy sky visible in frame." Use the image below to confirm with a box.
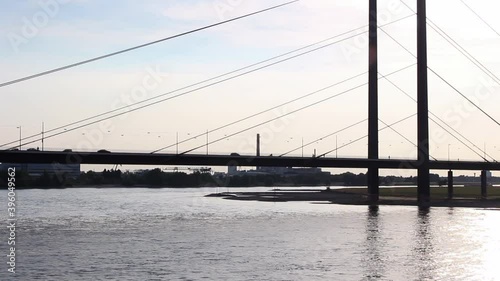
[1,0,500,175]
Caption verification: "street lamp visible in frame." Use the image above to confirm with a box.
[41,122,45,151]
[302,137,304,157]
[16,126,21,150]
[174,132,194,154]
[335,135,338,158]
[484,142,487,160]
[176,132,179,154]
[448,144,451,161]
[206,130,209,155]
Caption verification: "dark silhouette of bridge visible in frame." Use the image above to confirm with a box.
[1,0,498,205]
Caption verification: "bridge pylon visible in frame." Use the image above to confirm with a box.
[367,0,379,203]
[417,0,431,204]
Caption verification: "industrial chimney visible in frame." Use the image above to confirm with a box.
[256,134,260,157]
[256,134,261,171]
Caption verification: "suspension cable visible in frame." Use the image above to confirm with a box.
[0,1,299,88]
[1,13,417,149]
[316,113,417,158]
[159,64,416,155]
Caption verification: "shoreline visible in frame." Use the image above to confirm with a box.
[3,184,364,190]
[206,188,500,209]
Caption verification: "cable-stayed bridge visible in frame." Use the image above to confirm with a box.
[2,0,500,204]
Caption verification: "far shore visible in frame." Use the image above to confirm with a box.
[0,184,388,190]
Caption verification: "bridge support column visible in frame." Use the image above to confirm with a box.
[367,0,379,203]
[447,170,453,199]
[481,170,487,199]
[417,0,430,204]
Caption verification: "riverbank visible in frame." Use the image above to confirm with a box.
[206,186,500,208]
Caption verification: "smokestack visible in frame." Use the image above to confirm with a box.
[256,134,260,157]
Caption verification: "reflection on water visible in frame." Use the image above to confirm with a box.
[473,209,500,280]
[412,207,436,280]
[1,188,500,280]
[363,205,385,280]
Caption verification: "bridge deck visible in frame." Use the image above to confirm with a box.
[0,150,499,171]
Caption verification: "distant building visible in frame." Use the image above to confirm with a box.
[284,167,328,176]
[0,163,81,178]
[227,164,329,177]
[228,164,238,175]
[226,145,330,176]
[258,166,329,176]
[228,152,240,175]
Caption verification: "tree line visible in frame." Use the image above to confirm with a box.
[0,168,461,189]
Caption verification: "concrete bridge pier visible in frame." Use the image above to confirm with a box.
[481,170,487,199]
[447,170,453,199]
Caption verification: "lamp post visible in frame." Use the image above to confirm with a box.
[16,126,22,150]
[41,122,45,151]
[484,142,487,160]
[302,137,304,157]
[206,130,209,155]
[176,132,179,154]
[336,135,338,158]
[448,144,451,161]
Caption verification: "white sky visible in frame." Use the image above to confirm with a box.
[1,0,500,176]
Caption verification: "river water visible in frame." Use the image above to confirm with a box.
[0,187,499,280]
